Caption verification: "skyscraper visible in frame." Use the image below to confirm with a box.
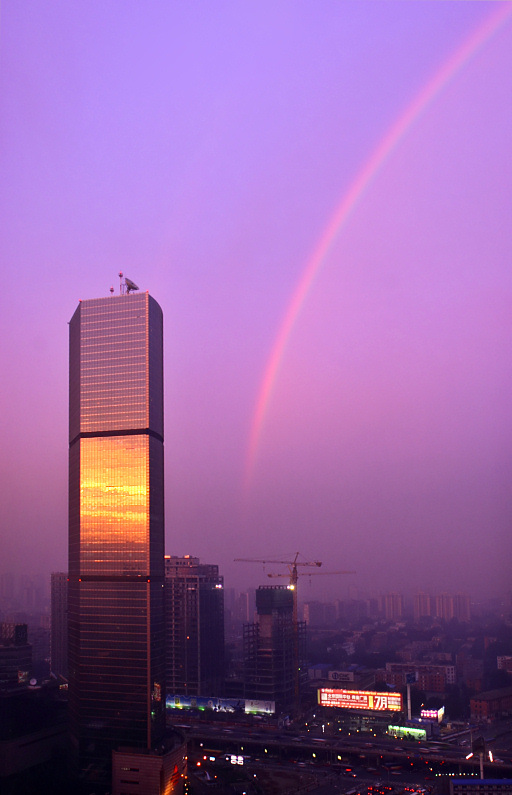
[164,555,224,697]
[68,290,166,785]
[50,571,68,678]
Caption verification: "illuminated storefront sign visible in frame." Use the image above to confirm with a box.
[388,725,427,740]
[420,706,445,723]
[245,699,275,715]
[318,688,403,712]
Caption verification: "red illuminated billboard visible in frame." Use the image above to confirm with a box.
[318,688,403,712]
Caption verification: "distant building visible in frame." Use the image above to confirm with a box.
[164,555,224,697]
[337,598,376,622]
[377,661,455,693]
[396,640,434,662]
[453,593,471,622]
[50,572,68,678]
[0,572,15,602]
[380,593,404,621]
[461,658,485,693]
[0,623,31,691]
[223,586,236,615]
[470,685,512,722]
[414,593,432,622]
[303,601,337,626]
[497,656,512,673]
[435,593,453,621]
[434,592,471,622]
[303,601,325,626]
[234,590,256,623]
[244,585,306,711]
[28,624,50,675]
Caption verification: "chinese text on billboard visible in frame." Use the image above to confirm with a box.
[318,688,403,712]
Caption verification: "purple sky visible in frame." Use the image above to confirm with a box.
[1,1,511,602]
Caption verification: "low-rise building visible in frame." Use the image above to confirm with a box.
[0,623,31,692]
[376,661,456,692]
[470,685,512,722]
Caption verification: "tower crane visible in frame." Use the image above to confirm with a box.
[234,553,321,622]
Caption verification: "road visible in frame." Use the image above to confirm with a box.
[181,720,512,772]
[172,717,512,793]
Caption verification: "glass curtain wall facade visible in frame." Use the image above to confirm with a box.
[164,556,224,697]
[68,293,165,783]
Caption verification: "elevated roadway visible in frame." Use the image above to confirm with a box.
[179,722,512,775]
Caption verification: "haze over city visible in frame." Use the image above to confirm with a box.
[1,1,511,600]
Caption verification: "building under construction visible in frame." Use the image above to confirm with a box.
[243,586,306,711]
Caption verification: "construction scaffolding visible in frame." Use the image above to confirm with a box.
[243,586,306,711]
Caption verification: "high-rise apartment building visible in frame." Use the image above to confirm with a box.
[413,592,471,623]
[50,572,68,678]
[414,592,432,622]
[436,593,471,622]
[452,593,471,622]
[233,590,255,624]
[68,291,166,785]
[164,555,224,697]
[380,592,404,621]
[435,593,455,621]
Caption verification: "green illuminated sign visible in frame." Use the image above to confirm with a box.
[387,725,426,740]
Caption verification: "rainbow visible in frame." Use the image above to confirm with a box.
[244,4,512,490]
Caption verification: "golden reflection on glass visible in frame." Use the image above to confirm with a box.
[79,295,150,433]
[80,436,149,575]
[69,293,166,759]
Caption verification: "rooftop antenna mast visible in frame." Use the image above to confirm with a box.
[119,271,124,295]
